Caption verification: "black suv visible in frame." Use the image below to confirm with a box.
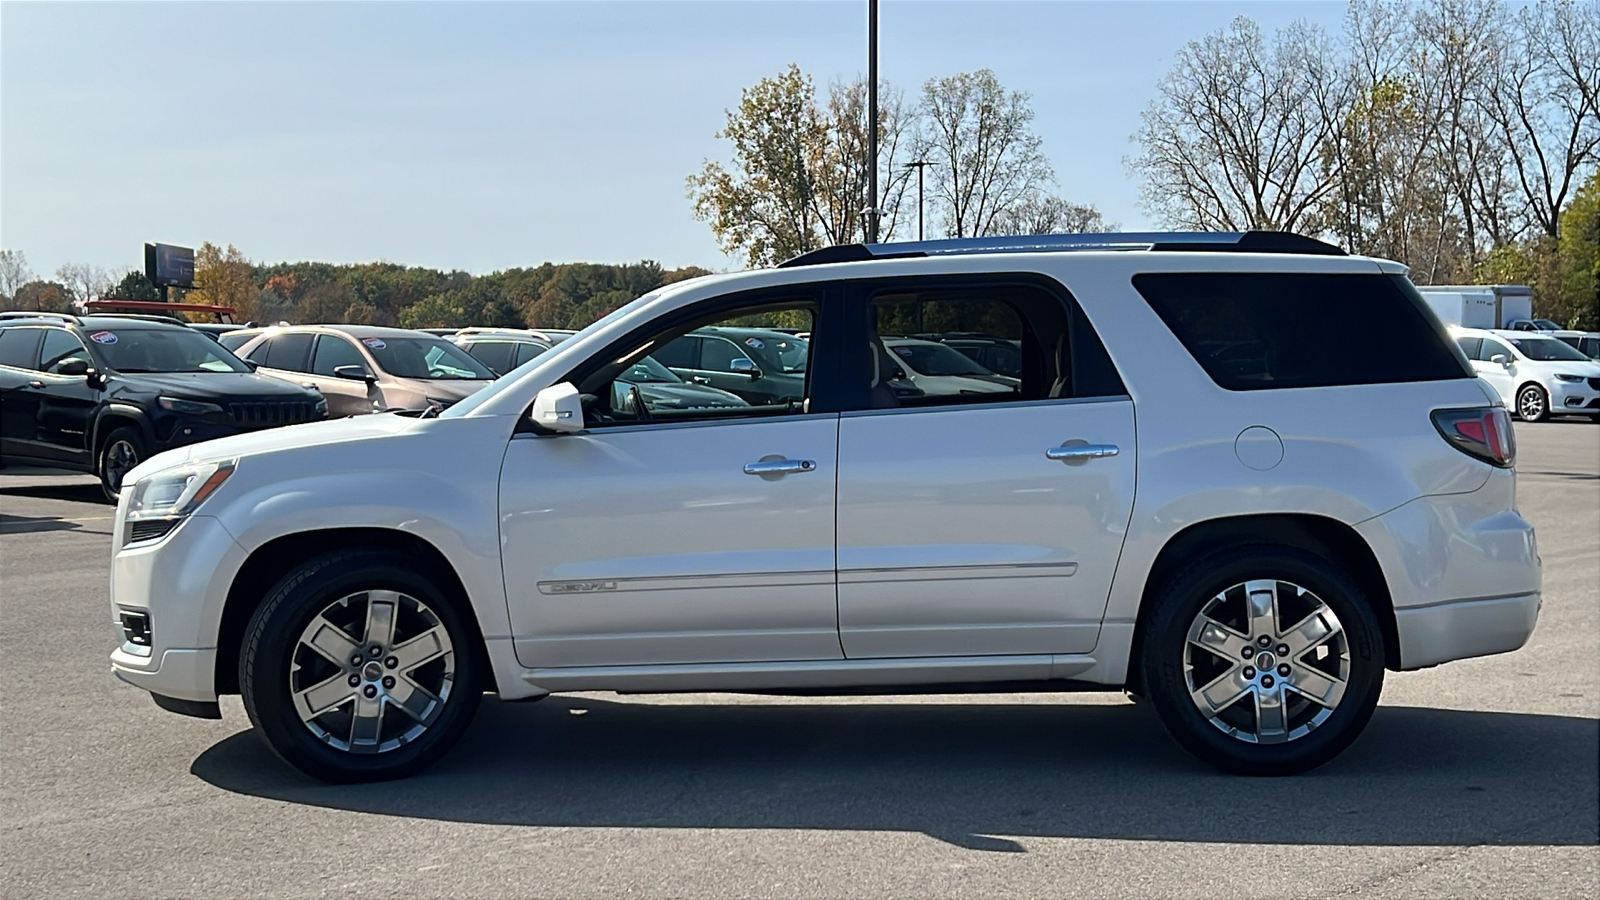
[0,314,327,500]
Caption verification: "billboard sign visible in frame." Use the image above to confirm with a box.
[144,243,195,289]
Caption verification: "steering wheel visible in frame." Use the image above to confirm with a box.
[428,367,450,378]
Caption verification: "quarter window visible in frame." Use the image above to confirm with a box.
[1133,272,1470,390]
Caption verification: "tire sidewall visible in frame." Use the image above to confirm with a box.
[98,426,146,502]
[1142,546,1384,775]
[240,551,482,783]
[1517,384,1548,422]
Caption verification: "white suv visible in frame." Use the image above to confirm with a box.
[109,231,1541,782]
[1453,327,1600,421]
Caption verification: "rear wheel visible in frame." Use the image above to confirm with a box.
[239,550,482,783]
[1140,545,1385,775]
[1516,384,1549,422]
[98,427,145,502]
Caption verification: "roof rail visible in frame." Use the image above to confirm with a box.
[777,230,1346,268]
[0,310,81,323]
[85,312,191,326]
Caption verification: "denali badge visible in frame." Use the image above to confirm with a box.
[540,580,618,595]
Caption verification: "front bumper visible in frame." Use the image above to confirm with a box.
[108,514,249,705]
[1394,593,1540,670]
[1549,379,1600,413]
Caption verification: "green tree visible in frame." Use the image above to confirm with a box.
[105,270,162,301]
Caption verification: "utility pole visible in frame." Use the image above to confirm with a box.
[867,0,879,244]
[903,160,929,240]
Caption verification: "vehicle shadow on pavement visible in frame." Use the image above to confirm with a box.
[0,481,107,505]
[191,697,1599,849]
[0,513,83,535]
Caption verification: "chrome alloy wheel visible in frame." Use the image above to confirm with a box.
[290,589,455,754]
[1183,579,1350,745]
[1518,386,1546,421]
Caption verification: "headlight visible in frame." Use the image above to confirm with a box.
[1554,374,1586,383]
[158,396,225,415]
[123,459,236,545]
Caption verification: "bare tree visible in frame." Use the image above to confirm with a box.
[987,196,1113,236]
[1132,18,1341,233]
[54,263,114,308]
[1484,0,1600,239]
[0,249,33,302]
[816,78,917,245]
[919,69,1053,238]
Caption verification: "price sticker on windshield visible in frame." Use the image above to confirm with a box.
[361,338,386,350]
[90,331,118,344]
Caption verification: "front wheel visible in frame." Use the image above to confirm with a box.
[239,550,483,783]
[1140,546,1385,775]
[98,427,145,502]
[1516,384,1549,422]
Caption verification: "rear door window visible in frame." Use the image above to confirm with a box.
[1132,272,1470,390]
[0,328,43,369]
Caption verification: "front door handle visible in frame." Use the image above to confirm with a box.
[1046,443,1120,465]
[28,380,44,388]
[743,457,817,477]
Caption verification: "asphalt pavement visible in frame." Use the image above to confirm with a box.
[1,420,1596,899]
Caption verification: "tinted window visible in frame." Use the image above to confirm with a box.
[0,328,42,369]
[261,333,314,372]
[219,331,257,351]
[1132,273,1470,390]
[310,335,368,376]
[93,328,249,373]
[699,336,748,371]
[652,336,699,369]
[39,329,89,372]
[462,340,516,376]
[512,342,548,367]
[1455,336,1482,359]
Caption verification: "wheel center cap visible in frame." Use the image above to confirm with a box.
[1255,652,1275,671]
[362,661,383,682]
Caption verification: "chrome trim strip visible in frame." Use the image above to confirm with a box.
[840,394,1131,418]
[537,569,834,595]
[838,561,1078,584]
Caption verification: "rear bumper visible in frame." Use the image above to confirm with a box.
[1394,593,1540,670]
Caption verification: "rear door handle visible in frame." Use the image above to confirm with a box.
[1046,443,1120,464]
[743,457,817,476]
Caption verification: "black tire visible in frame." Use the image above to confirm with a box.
[98,426,146,502]
[1140,545,1385,776]
[1516,383,1549,422]
[239,549,483,783]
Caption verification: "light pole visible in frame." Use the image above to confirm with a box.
[903,160,929,241]
[867,0,879,244]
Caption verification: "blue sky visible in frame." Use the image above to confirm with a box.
[1,1,1348,278]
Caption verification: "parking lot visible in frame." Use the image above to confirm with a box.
[0,420,1595,899]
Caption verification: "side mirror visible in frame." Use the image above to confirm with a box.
[334,364,376,383]
[56,358,90,377]
[1489,354,1510,366]
[729,357,762,380]
[530,382,585,434]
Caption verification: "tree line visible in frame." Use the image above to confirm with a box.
[0,245,711,330]
[1131,0,1598,328]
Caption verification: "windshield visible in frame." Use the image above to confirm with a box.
[91,328,250,373]
[360,336,495,379]
[1532,319,1561,330]
[889,342,993,377]
[1507,336,1591,362]
[617,355,682,384]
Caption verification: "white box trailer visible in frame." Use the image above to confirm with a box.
[1416,284,1534,329]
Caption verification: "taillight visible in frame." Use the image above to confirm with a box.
[1432,406,1516,467]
